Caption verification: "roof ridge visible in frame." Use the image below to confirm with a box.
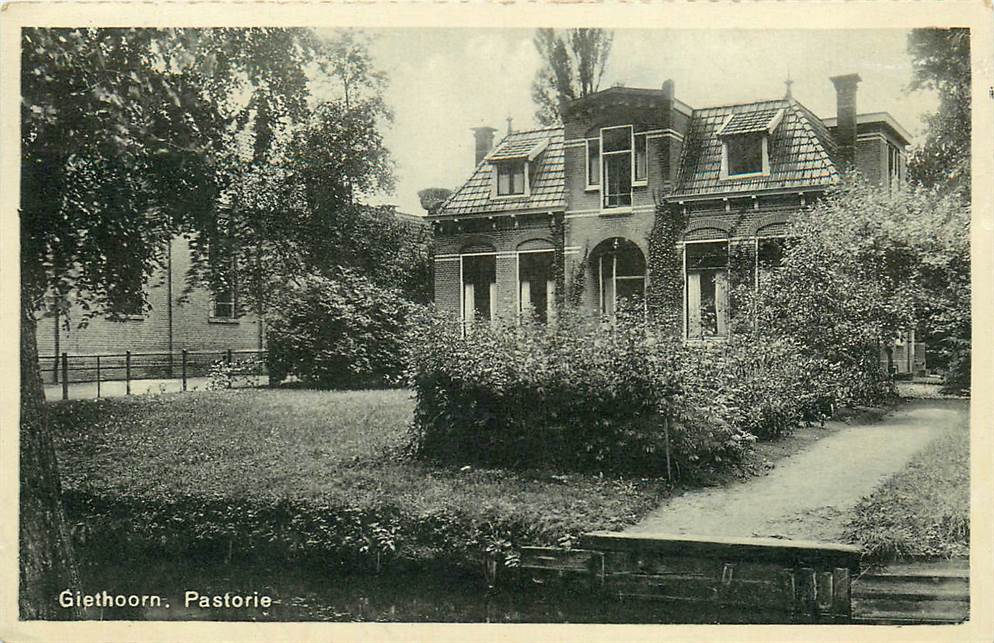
[692,97,788,113]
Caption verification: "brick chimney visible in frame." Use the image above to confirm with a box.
[471,126,497,167]
[830,73,862,173]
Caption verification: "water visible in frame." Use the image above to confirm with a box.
[75,554,767,623]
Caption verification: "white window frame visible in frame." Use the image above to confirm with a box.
[491,160,530,199]
[516,248,557,324]
[460,251,498,325]
[683,240,730,341]
[208,265,239,323]
[601,125,634,210]
[585,138,601,191]
[720,135,770,180]
[633,130,648,187]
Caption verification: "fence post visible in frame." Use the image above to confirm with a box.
[226,349,232,366]
[61,353,68,401]
[181,350,187,392]
[96,355,101,398]
[125,351,131,396]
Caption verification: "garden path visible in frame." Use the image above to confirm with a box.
[628,399,968,542]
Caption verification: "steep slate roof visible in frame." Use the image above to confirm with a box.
[436,127,565,217]
[670,98,840,199]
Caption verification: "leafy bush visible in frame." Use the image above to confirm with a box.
[681,336,829,440]
[407,309,771,477]
[206,355,266,390]
[266,269,419,389]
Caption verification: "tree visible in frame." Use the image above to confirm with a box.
[17,27,349,618]
[531,28,613,126]
[738,181,970,399]
[906,28,971,199]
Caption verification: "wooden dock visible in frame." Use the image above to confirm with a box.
[520,532,861,623]
[851,560,970,624]
[518,532,969,624]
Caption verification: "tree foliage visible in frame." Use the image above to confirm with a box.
[18,26,418,617]
[738,181,970,397]
[906,28,971,199]
[531,28,613,126]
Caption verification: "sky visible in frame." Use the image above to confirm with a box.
[358,28,937,216]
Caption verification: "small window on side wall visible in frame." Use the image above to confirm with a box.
[633,132,648,184]
[586,139,600,188]
[497,161,526,196]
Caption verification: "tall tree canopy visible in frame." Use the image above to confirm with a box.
[906,28,971,199]
[531,28,613,126]
[18,26,416,618]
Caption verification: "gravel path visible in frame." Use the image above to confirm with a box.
[628,399,968,542]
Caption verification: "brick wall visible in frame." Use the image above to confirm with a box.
[35,235,263,369]
[432,214,561,321]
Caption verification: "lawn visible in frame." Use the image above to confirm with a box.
[842,410,969,562]
[49,389,671,566]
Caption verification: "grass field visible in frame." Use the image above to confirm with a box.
[843,415,969,561]
[49,389,671,558]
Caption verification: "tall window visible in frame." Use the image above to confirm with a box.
[462,254,496,323]
[593,238,646,317]
[496,161,526,196]
[518,250,555,323]
[686,242,729,339]
[586,139,600,188]
[887,143,903,188]
[602,126,633,208]
[756,237,785,286]
[633,131,648,184]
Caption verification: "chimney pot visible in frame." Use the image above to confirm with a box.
[661,79,675,101]
[830,73,862,173]
[471,126,497,167]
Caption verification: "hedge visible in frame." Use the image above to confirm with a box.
[406,308,831,477]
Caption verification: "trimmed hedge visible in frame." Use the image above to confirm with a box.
[407,309,828,477]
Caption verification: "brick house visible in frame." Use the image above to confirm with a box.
[427,74,925,374]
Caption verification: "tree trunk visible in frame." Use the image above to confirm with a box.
[19,297,81,619]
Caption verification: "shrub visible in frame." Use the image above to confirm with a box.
[682,335,830,440]
[407,308,756,477]
[266,269,419,389]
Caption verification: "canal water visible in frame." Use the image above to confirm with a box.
[75,554,788,623]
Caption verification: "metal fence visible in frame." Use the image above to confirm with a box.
[42,349,268,400]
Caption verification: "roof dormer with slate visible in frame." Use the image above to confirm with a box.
[432,127,566,219]
[669,97,841,201]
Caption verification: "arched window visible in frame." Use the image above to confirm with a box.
[591,238,646,317]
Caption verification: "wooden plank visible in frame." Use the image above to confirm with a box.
[852,597,969,624]
[832,568,851,618]
[519,547,602,573]
[582,531,861,572]
[601,550,718,578]
[853,576,969,601]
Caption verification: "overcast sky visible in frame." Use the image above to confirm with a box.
[359,28,937,216]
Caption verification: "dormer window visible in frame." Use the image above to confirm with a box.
[497,160,526,196]
[487,136,547,199]
[725,134,765,176]
[717,108,783,180]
